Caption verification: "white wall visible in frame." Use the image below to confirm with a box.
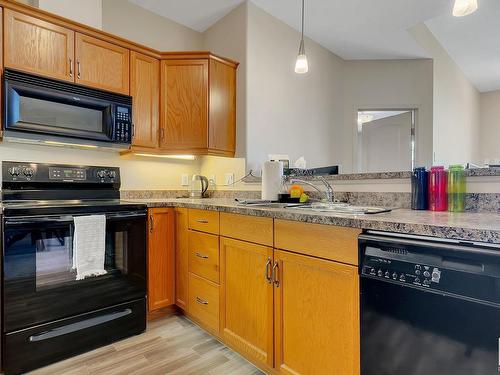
[203,2,248,158]
[340,59,434,173]
[245,2,343,172]
[38,0,103,29]
[410,24,481,166]
[102,0,203,51]
[479,90,500,165]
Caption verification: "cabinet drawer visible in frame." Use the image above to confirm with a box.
[188,273,219,333]
[274,220,361,266]
[188,209,219,234]
[189,231,220,283]
[220,213,273,246]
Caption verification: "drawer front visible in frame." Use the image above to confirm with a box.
[220,213,273,246]
[274,220,361,266]
[188,273,219,333]
[189,231,220,283]
[188,209,219,234]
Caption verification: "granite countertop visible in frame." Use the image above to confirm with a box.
[127,198,500,244]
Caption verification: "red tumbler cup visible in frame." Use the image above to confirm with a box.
[428,166,447,211]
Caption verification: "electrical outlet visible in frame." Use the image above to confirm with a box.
[209,174,216,185]
[181,174,189,186]
[225,173,234,185]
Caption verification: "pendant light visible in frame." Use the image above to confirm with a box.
[453,0,478,17]
[295,0,308,74]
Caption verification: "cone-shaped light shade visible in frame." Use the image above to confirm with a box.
[295,39,308,74]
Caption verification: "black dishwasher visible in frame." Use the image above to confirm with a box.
[359,232,500,375]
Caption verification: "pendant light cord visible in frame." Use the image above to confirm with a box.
[301,0,305,41]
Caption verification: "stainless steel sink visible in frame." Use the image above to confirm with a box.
[285,202,391,215]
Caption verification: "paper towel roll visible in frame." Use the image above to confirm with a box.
[262,161,283,201]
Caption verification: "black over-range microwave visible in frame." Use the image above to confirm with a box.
[3,69,133,149]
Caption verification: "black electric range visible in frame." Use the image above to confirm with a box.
[1,161,147,375]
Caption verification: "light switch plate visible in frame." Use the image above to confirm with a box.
[181,174,189,186]
[225,173,234,185]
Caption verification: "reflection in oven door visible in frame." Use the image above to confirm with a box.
[2,211,147,333]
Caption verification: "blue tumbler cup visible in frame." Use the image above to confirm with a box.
[411,167,428,210]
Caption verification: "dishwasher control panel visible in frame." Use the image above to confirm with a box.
[362,256,441,288]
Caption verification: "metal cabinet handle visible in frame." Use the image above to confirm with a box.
[69,58,74,77]
[132,123,135,138]
[77,60,81,79]
[160,128,165,141]
[196,219,209,224]
[265,257,272,284]
[196,297,208,305]
[272,261,280,287]
[195,252,209,259]
[149,214,154,233]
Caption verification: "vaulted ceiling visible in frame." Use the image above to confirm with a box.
[129,0,500,92]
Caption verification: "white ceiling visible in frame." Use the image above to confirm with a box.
[129,0,500,91]
[426,0,500,92]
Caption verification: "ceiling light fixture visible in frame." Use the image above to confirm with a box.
[452,0,478,17]
[294,0,308,74]
[133,153,196,160]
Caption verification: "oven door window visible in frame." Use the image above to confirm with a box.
[5,83,113,142]
[3,213,146,332]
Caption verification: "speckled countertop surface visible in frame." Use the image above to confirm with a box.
[127,198,500,244]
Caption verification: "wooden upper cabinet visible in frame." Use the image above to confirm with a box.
[274,250,360,375]
[4,9,74,82]
[148,208,175,312]
[130,52,159,148]
[209,59,236,156]
[220,238,274,369]
[160,59,208,151]
[159,55,238,156]
[75,33,130,94]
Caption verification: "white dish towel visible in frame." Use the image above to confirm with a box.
[72,215,107,280]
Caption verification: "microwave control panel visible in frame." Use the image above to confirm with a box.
[115,106,132,143]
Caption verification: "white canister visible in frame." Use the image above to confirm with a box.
[261,161,283,201]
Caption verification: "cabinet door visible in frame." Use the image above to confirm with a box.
[175,208,189,311]
[274,250,360,375]
[4,9,74,82]
[75,33,130,94]
[209,59,236,156]
[130,52,159,148]
[220,237,274,368]
[160,59,208,150]
[148,208,175,312]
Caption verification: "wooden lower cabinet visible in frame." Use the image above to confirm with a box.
[274,250,360,375]
[175,208,189,311]
[220,237,274,369]
[188,272,220,334]
[147,208,175,312]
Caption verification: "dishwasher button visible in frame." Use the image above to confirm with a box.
[378,270,383,277]
[392,272,398,280]
[415,269,421,276]
[399,275,406,282]
[370,268,376,276]
[423,271,431,278]
[384,271,390,278]
[414,277,421,284]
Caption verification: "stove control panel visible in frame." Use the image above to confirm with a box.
[2,162,120,184]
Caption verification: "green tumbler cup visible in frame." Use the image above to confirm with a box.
[448,164,466,212]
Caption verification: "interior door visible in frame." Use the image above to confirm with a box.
[75,33,130,94]
[160,59,208,150]
[274,250,360,375]
[220,237,274,369]
[4,9,74,82]
[130,51,159,148]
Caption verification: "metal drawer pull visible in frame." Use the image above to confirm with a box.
[265,257,272,284]
[195,252,209,259]
[196,219,209,224]
[196,297,208,305]
[272,261,280,287]
[69,58,74,77]
[77,60,81,79]
[149,214,154,233]
[28,309,132,342]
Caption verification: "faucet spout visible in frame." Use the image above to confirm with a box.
[288,175,334,203]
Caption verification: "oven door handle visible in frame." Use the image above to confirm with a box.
[28,308,132,342]
[5,211,147,225]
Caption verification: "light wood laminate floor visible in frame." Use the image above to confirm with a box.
[28,314,264,375]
